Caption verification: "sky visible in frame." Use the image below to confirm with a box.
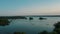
[0,0,60,16]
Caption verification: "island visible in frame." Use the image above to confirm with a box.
[0,19,10,26]
[39,17,46,20]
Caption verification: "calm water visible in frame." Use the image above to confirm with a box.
[0,17,60,34]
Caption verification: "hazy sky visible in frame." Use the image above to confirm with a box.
[0,0,60,16]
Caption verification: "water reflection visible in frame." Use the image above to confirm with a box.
[38,21,60,34]
[0,17,60,34]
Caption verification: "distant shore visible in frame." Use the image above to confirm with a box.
[0,16,27,19]
[0,15,60,19]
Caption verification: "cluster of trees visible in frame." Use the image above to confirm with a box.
[0,19,10,26]
[38,22,60,34]
[0,16,27,19]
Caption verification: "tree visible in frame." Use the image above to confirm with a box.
[53,22,60,34]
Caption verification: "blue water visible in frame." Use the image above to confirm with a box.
[0,17,60,34]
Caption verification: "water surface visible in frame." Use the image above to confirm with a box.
[0,17,60,34]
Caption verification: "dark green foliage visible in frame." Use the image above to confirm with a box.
[0,19,10,26]
[0,16,27,19]
[39,17,46,20]
[29,17,33,20]
[53,22,60,34]
[54,22,60,28]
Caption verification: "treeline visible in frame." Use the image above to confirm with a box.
[0,16,27,19]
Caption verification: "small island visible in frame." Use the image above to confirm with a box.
[0,19,10,26]
[29,17,33,20]
[39,17,46,20]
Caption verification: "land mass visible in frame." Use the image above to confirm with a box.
[0,15,60,19]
